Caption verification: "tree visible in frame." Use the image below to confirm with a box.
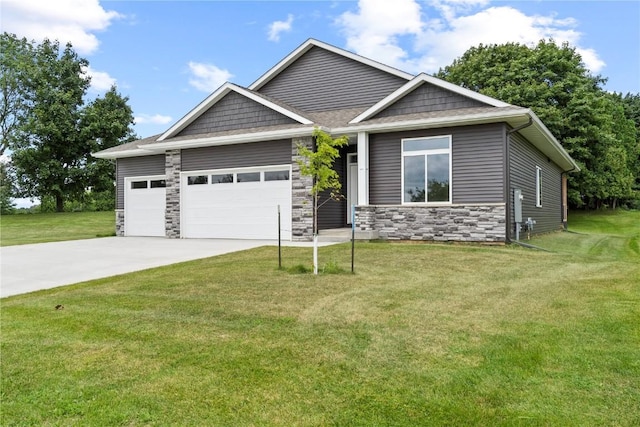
[5,35,135,212]
[296,128,348,274]
[0,33,33,156]
[437,40,639,209]
[0,161,15,214]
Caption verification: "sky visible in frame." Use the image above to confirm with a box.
[2,0,639,139]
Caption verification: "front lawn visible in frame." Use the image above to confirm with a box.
[0,211,115,246]
[2,207,639,426]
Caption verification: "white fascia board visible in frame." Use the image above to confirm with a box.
[249,39,413,91]
[351,73,510,124]
[158,82,234,141]
[143,126,319,152]
[233,85,313,124]
[158,83,313,141]
[91,148,151,159]
[337,108,530,135]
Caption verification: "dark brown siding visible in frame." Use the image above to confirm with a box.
[258,46,407,112]
[369,124,506,205]
[177,92,297,137]
[181,139,291,171]
[373,83,488,118]
[509,132,563,234]
[116,155,166,209]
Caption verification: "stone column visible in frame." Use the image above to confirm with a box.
[165,149,181,238]
[115,209,125,236]
[291,136,314,241]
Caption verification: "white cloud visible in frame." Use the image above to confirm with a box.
[82,65,117,92]
[187,61,233,93]
[134,114,173,125]
[336,0,605,74]
[268,14,294,42]
[0,0,123,55]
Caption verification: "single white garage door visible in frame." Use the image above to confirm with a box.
[181,167,292,240]
[124,176,166,237]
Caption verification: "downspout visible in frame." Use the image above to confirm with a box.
[505,116,534,243]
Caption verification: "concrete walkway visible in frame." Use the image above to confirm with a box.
[1,237,327,298]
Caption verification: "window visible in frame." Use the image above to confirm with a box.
[264,170,290,181]
[131,180,148,189]
[237,172,260,182]
[187,175,208,185]
[211,174,234,184]
[402,136,451,203]
[536,166,542,207]
[150,179,166,188]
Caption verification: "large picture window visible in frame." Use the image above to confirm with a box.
[402,136,451,203]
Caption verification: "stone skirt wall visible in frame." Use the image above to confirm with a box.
[355,204,506,242]
[115,209,125,236]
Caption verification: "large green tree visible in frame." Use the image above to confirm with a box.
[437,40,639,209]
[2,34,135,212]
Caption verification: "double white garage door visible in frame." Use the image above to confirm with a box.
[125,166,292,240]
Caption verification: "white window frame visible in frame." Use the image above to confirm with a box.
[536,166,543,207]
[401,135,452,205]
[182,164,292,185]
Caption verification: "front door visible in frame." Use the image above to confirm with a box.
[347,153,358,224]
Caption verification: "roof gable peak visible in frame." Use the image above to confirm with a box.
[249,39,414,92]
[350,73,511,124]
[158,82,312,141]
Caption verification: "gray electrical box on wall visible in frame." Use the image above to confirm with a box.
[514,189,523,223]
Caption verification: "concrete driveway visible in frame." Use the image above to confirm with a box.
[1,237,320,298]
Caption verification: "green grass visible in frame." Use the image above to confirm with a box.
[0,211,115,246]
[1,211,639,426]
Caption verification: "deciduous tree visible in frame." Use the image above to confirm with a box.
[437,40,639,208]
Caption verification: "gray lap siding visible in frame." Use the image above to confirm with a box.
[509,132,563,235]
[181,139,291,171]
[369,123,506,205]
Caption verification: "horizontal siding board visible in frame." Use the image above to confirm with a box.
[369,124,505,205]
[258,46,407,112]
[374,83,488,118]
[116,155,166,209]
[181,139,291,171]
[177,92,297,137]
[509,133,563,234]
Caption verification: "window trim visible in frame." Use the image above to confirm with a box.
[401,135,452,205]
[536,166,543,207]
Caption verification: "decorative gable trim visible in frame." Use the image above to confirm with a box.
[248,39,413,91]
[158,82,313,141]
[350,73,510,124]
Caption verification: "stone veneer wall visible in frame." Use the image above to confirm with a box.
[355,204,506,242]
[291,136,314,241]
[165,149,181,238]
[115,209,125,236]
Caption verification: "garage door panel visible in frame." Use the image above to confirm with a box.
[125,180,166,237]
[182,168,292,240]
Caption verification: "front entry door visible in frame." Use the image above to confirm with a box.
[347,153,358,224]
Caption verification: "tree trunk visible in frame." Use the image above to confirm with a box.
[56,194,64,212]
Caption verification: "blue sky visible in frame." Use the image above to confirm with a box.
[2,0,639,141]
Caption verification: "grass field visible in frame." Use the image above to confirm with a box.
[0,211,115,246]
[1,211,639,426]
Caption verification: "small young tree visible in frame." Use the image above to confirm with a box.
[297,128,348,274]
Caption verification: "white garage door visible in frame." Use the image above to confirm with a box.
[181,166,292,240]
[124,176,166,237]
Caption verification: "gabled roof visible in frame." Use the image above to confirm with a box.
[248,38,414,91]
[157,82,313,141]
[350,73,510,123]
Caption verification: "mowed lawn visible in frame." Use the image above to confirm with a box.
[0,211,115,246]
[1,212,639,426]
